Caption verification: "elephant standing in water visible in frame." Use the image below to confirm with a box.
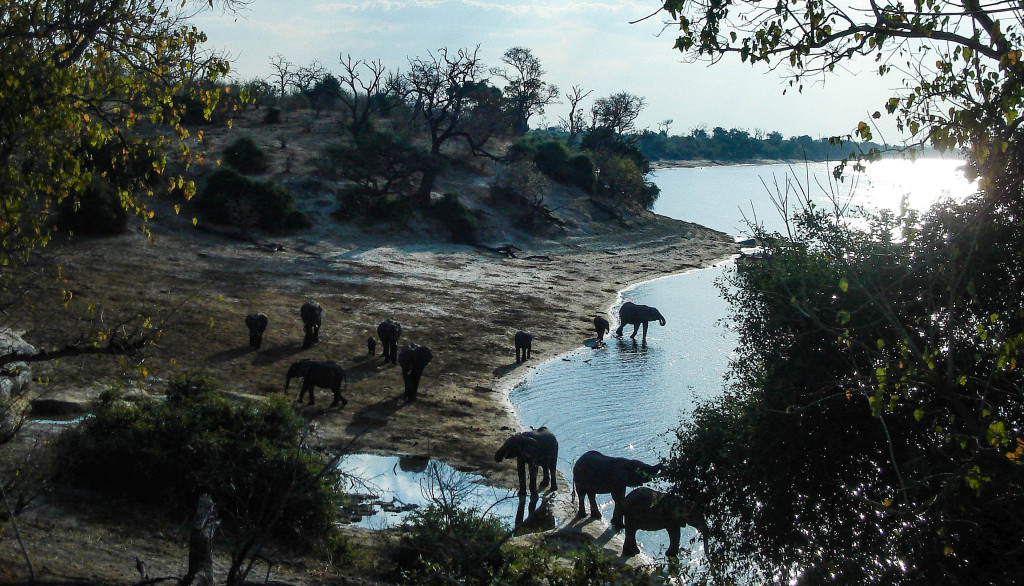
[621,487,707,558]
[398,343,432,401]
[284,359,347,407]
[514,331,533,363]
[615,301,666,346]
[573,450,663,530]
[593,316,610,347]
[244,312,268,349]
[494,427,558,497]
[300,301,322,348]
[377,319,402,364]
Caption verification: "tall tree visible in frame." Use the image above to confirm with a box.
[558,85,593,147]
[493,47,559,136]
[406,46,502,203]
[337,55,391,137]
[268,53,294,99]
[590,92,646,137]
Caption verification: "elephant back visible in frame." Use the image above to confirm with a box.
[377,319,402,340]
[524,427,558,466]
[245,312,268,331]
[300,301,322,325]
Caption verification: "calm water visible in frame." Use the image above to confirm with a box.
[510,158,977,558]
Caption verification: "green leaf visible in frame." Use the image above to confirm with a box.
[914,409,924,421]
[839,277,849,292]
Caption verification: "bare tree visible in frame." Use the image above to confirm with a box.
[292,60,328,94]
[337,54,390,137]
[558,85,592,147]
[406,46,502,203]
[492,47,559,136]
[658,119,674,136]
[268,53,294,98]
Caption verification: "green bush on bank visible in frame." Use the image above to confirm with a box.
[196,167,309,232]
[53,374,344,547]
[223,136,268,174]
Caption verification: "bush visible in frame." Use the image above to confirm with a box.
[55,177,128,235]
[263,107,282,124]
[196,167,310,232]
[391,503,508,584]
[53,374,344,546]
[430,192,479,244]
[223,136,268,174]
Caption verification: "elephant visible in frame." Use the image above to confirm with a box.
[514,331,533,363]
[594,316,610,346]
[494,427,559,497]
[367,336,377,356]
[572,450,663,530]
[377,319,402,364]
[621,487,707,558]
[398,343,432,401]
[615,301,666,346]
[300,301,322,348]
[244,312,268,349]
[284,359,347,407]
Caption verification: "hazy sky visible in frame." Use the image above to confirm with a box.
[196,0,905,140]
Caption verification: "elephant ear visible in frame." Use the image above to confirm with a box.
[518,435,540,458]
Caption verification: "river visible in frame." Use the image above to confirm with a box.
[509,157,977,558]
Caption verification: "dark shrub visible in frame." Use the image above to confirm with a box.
[53,374,344,545]
[223,136,268,174]
[533,140,571,179]
[263,107,282,124]
[391,503,508,584]
[430,192,479,244]
[56,177,129,235]
[333,185,404,222]
[568,154,597,192]
[196,167,309,232]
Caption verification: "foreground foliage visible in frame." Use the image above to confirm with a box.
[664,176,1024,583]
[54,374,345,548]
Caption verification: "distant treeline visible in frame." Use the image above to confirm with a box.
[634,127,885,162]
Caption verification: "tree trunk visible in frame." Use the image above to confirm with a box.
[181,494,219,586]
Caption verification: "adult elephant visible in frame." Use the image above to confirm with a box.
[621,487,707,558]
[615,301,665,346]
[300,301,322,349]
[573,450,663,530]
[244,312,268,349]
[377,319,402,364]
[514,331,533,363]
[494,427,558,497]
[284,359,347,407]
[398,343,432,401]
[593,316,610,346]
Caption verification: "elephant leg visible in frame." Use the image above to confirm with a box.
[515,347,521,363]
[405,371,422,401]
[575,483,587,517]
[517,459,528,494]
[391,344,399,364]
[303,380,315,405]
[622,528,641,556]
[630,323,639,340]
[588,492,601,520]
[547,465,557,491]
[526,345,531,360]
[538,465,550,490]
[611,490,625,530]
[527,462,539,497]
[666,525,681,557]
[615,323,624,337]
[641,322,649,345]
[330,382,347,408]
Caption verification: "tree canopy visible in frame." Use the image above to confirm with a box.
[0,0,239,269]
[661,0,1024,169]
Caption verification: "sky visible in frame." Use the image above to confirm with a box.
[195,0,906,141]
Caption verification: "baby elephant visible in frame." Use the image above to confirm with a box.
[494,427,559,497]
[300,301,322,349]
[367,336,377,356]
[573,450,663,530]
[514,331,533,363]
[284,359,347,407]
[244,312,268,349]
[594,316,610,347]
[621,487,707,558]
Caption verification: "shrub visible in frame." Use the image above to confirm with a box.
[223,136,268,174]
[53,374,344,546]
[196,167,310,232]
[263,107,282,124]
[391,503,508,584]
[430,192,479,244]
[55,177,128,235]
[533,139,571,178]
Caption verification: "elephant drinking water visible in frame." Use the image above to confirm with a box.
[615,301,665,346]
[494,427,558,497]
[573,450,663,530]
[284,359,347,407]
[593,316,610,346]
[621,487,707,558]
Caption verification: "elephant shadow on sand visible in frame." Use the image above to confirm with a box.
[247,342,308,366]
[344,396,410,435]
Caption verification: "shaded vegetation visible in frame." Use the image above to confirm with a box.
[196,167,309,232]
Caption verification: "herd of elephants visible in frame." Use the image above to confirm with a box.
[244,299,705,558]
